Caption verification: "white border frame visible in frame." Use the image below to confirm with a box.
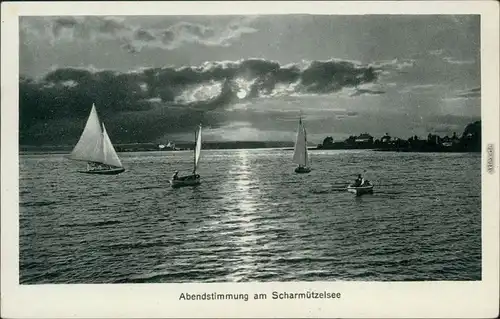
[2,1,499,318]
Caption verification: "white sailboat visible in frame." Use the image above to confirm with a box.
[170,124,202,188]
[293,117,311,174]
[67,104,125,175]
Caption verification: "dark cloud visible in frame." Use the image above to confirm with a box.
[51,17,79,37]
[370,58,415,71]
[96,17,126,34]
[456,86,481,98]
[121,43,139,54]
[49,16,127,37]
[19,58,378,145]
[160,30,175,44]
[425,114,481,135]
[426,124,461,135]
[443,56,476,65]
[134,29,156,42]
[349,88,385,97]
[48,16,128,42]
[37,16,257,52]
[174,22,213,38]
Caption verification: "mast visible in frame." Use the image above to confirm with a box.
[193,128,197,174]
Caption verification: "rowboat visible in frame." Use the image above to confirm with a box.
[347,184,374,196]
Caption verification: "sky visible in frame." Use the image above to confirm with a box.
[19,15,481,145]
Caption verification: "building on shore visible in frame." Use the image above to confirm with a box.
[317,121,481,152]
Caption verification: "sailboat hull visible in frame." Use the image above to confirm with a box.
[295,167,311,174]
[78,167,125,175]
[170,174,201,188]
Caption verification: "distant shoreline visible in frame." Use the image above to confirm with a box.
[317,146,480,153]
[19,121,481,154]
[282,147,478,154]
[20,141,296,154]
[19,145,481,155]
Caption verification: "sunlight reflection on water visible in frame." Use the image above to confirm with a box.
[19,149,482,283]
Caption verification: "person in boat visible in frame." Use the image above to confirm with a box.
[352,174,373,187]
[87,162,98,171]
[353,174,363,187]
[172,171,179,180]
[96,163,109,170]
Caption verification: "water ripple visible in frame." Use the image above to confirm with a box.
[19,150,481,283]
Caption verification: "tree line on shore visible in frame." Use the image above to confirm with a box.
[318,121,481,152]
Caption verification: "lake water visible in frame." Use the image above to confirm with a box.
[19,149,481,283]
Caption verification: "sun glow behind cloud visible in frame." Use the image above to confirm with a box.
[233,77,256,99]
[18,15,481,145]
[175,81,224,104]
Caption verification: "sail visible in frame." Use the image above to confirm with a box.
[194,125,202,171]
[68,104,105,163]
[303,124,310,165]
[292,118,309,166]
[101,123,123,168]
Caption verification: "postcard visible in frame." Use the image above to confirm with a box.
[1,1,499,318]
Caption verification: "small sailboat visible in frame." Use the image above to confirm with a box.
[170,124,202,188]
[293,117,311,174]
[67,104,125,175]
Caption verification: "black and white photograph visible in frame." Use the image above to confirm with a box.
[2,1,499,318]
